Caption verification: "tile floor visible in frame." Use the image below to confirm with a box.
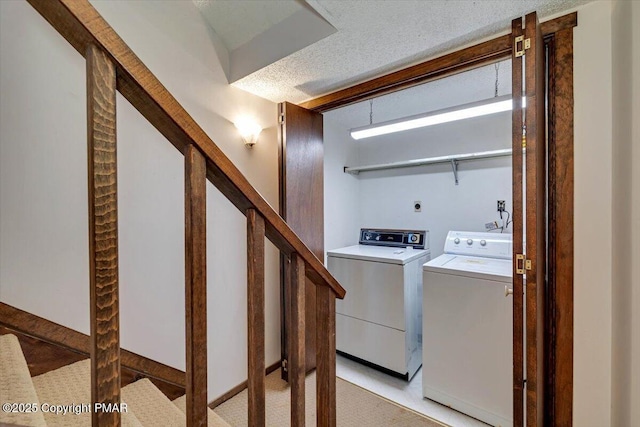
[336,355,489,427]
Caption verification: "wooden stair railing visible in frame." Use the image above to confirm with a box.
[25,1,346,427]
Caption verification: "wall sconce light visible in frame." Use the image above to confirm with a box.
[234,117,262,148]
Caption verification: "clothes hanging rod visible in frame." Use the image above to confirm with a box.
[343,148,512,177]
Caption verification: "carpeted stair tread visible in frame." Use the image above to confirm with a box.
[0,334,47,427]
[32,359,142,427]
[121,379,188,426]
[172,395,231,427]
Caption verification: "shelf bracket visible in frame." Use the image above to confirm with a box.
[344,166,359,175]
[450,159,459,185]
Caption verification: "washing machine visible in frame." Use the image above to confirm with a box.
[422,231,513,427]
[327,228,430,380]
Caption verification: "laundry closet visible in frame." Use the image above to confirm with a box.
[322,61,515,426]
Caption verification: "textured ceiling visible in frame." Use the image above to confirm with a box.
[229,0,591,104]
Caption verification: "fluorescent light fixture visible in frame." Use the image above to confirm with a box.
[350,95,525,140]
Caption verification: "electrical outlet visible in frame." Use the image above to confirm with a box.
[497,200,506,212]
[414,201,422,212]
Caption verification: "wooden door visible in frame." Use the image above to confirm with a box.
[278,102,324,379]
[512,12,546,427]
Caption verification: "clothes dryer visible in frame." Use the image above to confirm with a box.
[327,228,430,380]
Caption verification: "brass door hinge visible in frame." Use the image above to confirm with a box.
[282,359,288,372]
[516,254,532,275]
[514,35,531,58]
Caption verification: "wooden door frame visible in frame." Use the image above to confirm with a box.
[302,12,576,426]
[545,26,574,426]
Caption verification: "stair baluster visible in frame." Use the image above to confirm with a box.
[185,145,208,427]
[290,254,307,426]
[86,43,121,427]
[316,286,337,427]
[247,209,266,426]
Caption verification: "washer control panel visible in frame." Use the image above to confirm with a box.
[359,228,428,250]
[444,230,512,259]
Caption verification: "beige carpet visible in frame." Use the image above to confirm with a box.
[214,370,448,427]
[0,334,47,427]
[2,333,443,427]
[173,395,230,427]
[32,359,143,427]
[121,378,187,427]
[31,359,231,427]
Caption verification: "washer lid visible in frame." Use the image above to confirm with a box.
[327,245,430,265]
[423,254,512,283]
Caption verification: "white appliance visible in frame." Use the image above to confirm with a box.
[423,231,513,427]
[327,228,430,380]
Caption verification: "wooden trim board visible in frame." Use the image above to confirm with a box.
[302,12,577,112]
[0,325,185,401]
[0,302,185,388]
[302,34,511,112]
[209,361,281,409]
[545,27,575,426]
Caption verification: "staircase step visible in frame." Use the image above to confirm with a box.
[172,396,231,427]
[121,379,189,426]
[0,334,47,427]
[31,359,142,427]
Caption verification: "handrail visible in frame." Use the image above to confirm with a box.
[27,0,346,300]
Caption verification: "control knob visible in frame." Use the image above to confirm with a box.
[467,239,473,245]
[454,238,460,244]
[480,239,487,246]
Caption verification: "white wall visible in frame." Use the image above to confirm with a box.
[0,0,280,401]
[611,1,640,426]
[323,115,360,258]
[572,2,614,425]
[355,112,512,258]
